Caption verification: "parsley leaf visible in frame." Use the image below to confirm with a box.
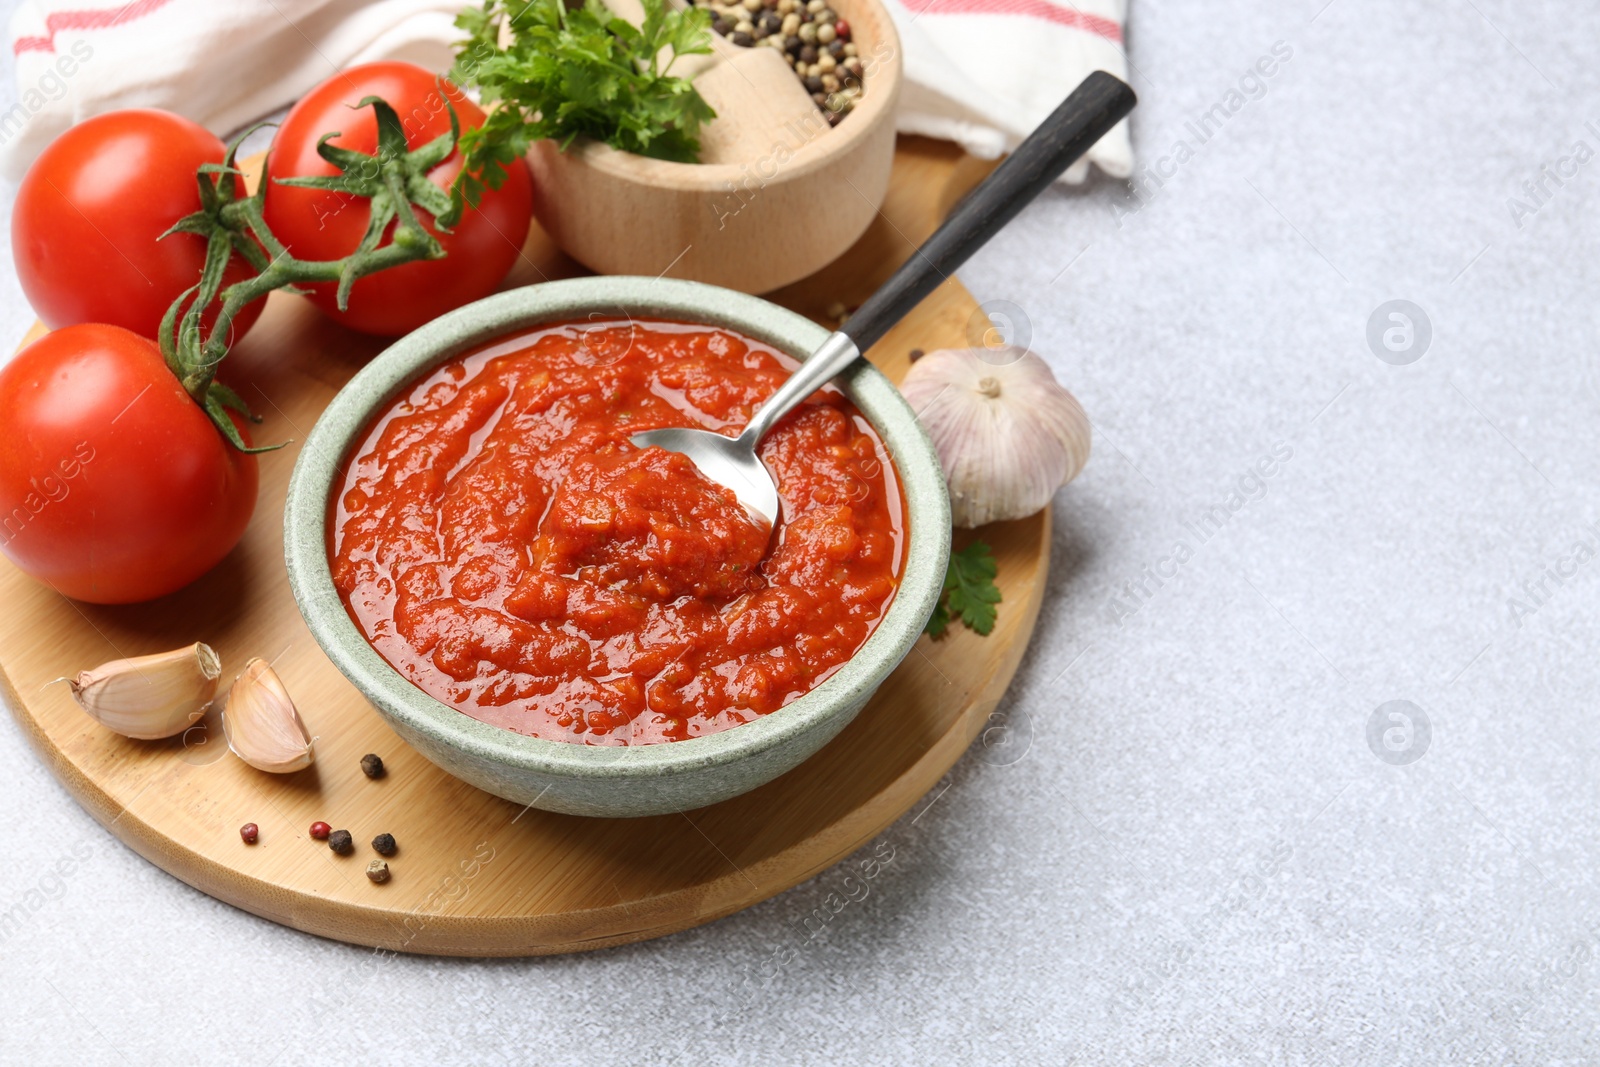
[925,541,1002,638]
[450,0,717,209]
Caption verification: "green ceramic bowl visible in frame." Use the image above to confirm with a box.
[283,277,950,818]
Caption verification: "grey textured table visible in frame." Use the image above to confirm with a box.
[3,2,1599,1064]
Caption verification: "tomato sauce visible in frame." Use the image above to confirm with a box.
[331,320,906,744]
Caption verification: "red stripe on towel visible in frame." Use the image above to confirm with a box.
[14,0,175,54]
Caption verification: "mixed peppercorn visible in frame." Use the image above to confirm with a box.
[239,754,399,888]
[693,0,866,125]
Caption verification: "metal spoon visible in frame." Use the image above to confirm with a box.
[632,72,1137,528]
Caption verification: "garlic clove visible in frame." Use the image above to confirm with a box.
[899,346,1091,528]
[69,643,221,740]
[223,658,315,773]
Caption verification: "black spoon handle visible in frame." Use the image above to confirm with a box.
[841,71,1137,353]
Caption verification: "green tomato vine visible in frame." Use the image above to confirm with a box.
[158,94,465,452]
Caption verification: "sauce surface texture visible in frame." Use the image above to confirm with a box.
[331,320,905,744]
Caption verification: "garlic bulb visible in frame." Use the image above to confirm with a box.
[223,658,315,773]
[69,643,221,739]
[899,346,1090,528]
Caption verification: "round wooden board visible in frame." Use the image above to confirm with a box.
[0,138,1050,956]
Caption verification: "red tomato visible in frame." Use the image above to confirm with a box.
[11,110,264,343]
[0,325,258,604]
[262,62,535,337]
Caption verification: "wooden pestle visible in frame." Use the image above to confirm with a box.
[605,0,826,164]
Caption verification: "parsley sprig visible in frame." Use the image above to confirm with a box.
[451,0,717,208]
[926,541,1002,638]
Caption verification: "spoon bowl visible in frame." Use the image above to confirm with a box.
[628,424,782,528]
[629,331,862,527]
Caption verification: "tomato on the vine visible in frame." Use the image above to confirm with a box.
[0,324,258,604]
[11,110,264,343]
[263,62,535,337]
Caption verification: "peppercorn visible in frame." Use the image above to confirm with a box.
[360,752,385,779]
[240,823,259,845]
[328,829,354,855]
[909,348,926,362]
[690,0,863,124]
[371,833,397,857]
[309,821,331,840]
[366,860,391,885]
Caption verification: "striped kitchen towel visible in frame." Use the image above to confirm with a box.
[0,0,464,180]
[1,0,1134,182]
[885,0,1132,182]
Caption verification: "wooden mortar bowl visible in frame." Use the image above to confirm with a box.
[526,0,902,294]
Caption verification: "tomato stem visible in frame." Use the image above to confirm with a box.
[159,94,465,450]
